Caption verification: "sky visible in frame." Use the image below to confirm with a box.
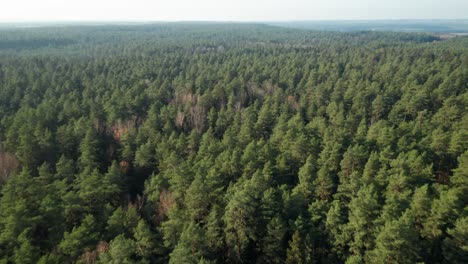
[0,0,467,22]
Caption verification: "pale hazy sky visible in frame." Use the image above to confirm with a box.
[1,0,467,22]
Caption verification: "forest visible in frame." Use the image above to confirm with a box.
[0,23,467,263]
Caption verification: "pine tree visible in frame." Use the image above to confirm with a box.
[442,216,468,264]
[410,184,431,229]
[367,210,421,264]
[185,175,210,222]
[286,231,305,264]
[258,217,287,264]
[293,155,316,201]
[107,207,127,239]
[224,180,259,261]
[99,234,137,264]
[134,219,157,259]
[55,155,75,184]
[16,125,39,170]
[13,229,40,264]
[0,168,45,260]
[169,223,206,264]
[205,205,225,257]
[337,144,368,198]
[76,168,105,209]
[59,214,99,259]
[346,185,380,258]
[134,140,156,168]
[78,126,101,171]
[313,167,335,201]
[103,161,124,205]
[326,200,348,260]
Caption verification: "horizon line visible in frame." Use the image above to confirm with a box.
[1,18,468,23]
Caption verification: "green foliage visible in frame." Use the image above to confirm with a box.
[13,229,40,264]
[347,185,380,257]
[78,127,101,170]
[134,219,157,259]
[442,217,468,264]
[286,231,314,264]
[99,234,138,264]
[367,211,422,264]
[0,23,466,263]
[259,217,287,263]
[59,214,98,258]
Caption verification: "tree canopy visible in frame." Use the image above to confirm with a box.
[0,23,467,263]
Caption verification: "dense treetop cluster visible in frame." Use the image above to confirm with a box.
[0,24,467,263]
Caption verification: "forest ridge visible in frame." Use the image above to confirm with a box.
[0,24,467,263]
